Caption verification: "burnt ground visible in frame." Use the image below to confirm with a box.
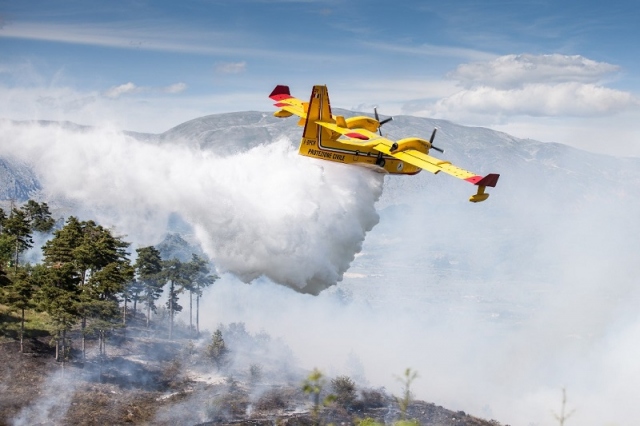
[0,329,506,426]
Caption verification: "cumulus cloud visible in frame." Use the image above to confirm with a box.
[426,54,638,119]
[449,54,620,90]
[433,82,637,117]
[215,61,247,74]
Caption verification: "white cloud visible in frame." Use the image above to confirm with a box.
[103,82,187,98]
[215,61,247,74]
[432,82,637,117]
[423,54,638,120]
[361,41,496,62]
[449,54,620,89]
[104,82,138,98]
[163,82,187,94]
[0,21,335,63]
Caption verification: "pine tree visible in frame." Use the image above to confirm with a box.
[21,200,56,233]
[185,254,217,337]
[206,328,229,370]
[1,267,35,352]
[0,207,6,230]
[3,208,33,272]
[33,262,81,363]
[134,246,164,328]
[41,217,132,361]
[162,258,188,339]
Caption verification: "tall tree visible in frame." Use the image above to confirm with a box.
[21,200,56,233]
[1,267,34,353]
[186,254,217,337]
[3,208,33,272]
[134,246,164,328]
[33,262,80,364]
[42,217,132,361]
[162,258,188,339]
[84,261,133,356]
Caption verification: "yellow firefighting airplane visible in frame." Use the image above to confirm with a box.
[270,85,500,202]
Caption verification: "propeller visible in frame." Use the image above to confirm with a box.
[374,107,393,136]
[429,128,444,153]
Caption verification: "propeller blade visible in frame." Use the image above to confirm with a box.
[374,108,393,136]
[374,108,382,135]
[428,128,444,153]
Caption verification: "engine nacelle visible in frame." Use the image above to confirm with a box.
[390,137,430,154]
[345,116,380,133]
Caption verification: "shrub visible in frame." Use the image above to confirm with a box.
[331,375,357,409]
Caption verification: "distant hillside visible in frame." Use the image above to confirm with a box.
[4,111,640,208]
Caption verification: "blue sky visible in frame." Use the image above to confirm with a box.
[1,0,639,156]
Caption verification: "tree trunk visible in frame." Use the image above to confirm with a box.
[189,290,193,337]
[20,307,24,353]
[196,293,200,337]
[133,297,138,317]
[123,297,128,325]
[99,330,104,383]
[14,237,19,273]
[169,281,174,339]
[146,297,151,329]
[61,328,66,369]
[82,317,86,362]
[55,331,60,361]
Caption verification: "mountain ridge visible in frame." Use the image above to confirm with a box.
[3,111,639,205]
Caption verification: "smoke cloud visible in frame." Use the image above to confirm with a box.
[2,117,640,426]
[0,120,383,294]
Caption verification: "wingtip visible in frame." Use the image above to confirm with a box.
[467,173,500,187]
[269,85,292,101]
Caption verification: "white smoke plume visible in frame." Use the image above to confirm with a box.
[0,120,383,294]
[11,370,77,426]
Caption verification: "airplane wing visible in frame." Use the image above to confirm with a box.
[315,122,500,202]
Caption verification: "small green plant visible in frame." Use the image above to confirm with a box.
[205,328,229,370]
[356,418,384,426]
[302,368,336,424]
[395,368,419,421]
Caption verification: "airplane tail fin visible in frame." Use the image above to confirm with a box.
[301,85,333,146]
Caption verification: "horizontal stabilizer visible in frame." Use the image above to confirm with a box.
[269,85,292,101]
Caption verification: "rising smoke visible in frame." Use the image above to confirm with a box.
[2,118,640,426]
[0,120,383,294]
